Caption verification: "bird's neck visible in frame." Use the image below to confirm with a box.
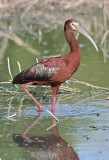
[65,29,80,53]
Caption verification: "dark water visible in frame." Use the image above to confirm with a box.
[0,25,109,160]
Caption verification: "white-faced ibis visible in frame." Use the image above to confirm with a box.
[12,19,98,111]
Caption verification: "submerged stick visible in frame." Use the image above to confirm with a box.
[46,110,59,130]
[70,79,109,91]
[46,110,59,121]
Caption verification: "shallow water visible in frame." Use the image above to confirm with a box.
[0,25,109,160]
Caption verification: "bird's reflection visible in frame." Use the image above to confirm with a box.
[13,113,79,160]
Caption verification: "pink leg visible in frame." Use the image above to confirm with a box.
[51,94,57,112]
[51,85,60,112]
[22,82,44,111]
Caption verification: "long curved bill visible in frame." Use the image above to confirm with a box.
[77,26,98,52]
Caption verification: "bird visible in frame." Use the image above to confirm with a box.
[12,19,98,112]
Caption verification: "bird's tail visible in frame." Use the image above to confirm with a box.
[12,71,29,84]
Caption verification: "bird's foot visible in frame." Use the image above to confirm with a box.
[37,106,44,112]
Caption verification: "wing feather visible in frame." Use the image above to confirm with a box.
[12,55,67,84]
[12,63,59,84]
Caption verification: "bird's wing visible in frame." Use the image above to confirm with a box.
[31,63,60,81]
[12,55,67,84]
[12,61,60,84]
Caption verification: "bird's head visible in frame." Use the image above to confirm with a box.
[65,19,98,52]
